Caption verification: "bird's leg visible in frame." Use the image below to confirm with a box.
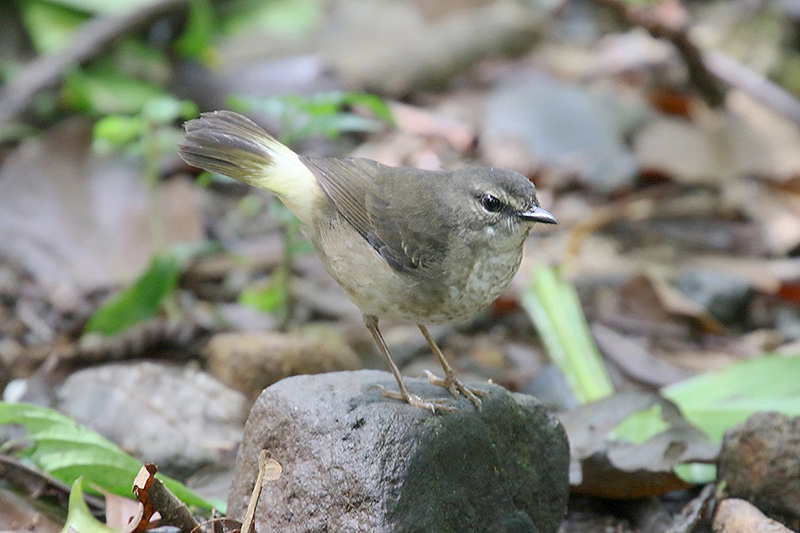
[418,324,483,410]
[364,315,454,413]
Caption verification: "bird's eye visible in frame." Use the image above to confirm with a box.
[480,194,503,213]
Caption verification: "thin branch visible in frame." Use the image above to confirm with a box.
[705,50,800,125]
[0,0,191,125]
[592,0,726,108]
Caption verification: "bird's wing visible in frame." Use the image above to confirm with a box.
[302,156,448,275]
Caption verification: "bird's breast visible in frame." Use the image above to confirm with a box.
[308,208,526,324]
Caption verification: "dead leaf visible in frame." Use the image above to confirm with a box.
[0,118,203,310]
[728,90,800,183]
[592,323,695,387]
[389,101,475,152]
[618,273,726,336]
[559,391,719,499]
[634,112,769,186]
[725,179,800,255]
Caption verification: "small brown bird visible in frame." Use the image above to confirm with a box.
[179,111,557,412]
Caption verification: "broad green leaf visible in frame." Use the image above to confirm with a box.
[18,0,87,54]
[142,97,198,125]
[42,0,163,16]
[607,404,669,445]
[176,0,215,59]
[0,402,217,511]
[62,67,168,116]
[221,0,322,38]
[93,115,144,152]
[663,354,800,442]
[83,253,181,336]
[522,265,614,403]
[62,477,121,533]
[606,354,800,484]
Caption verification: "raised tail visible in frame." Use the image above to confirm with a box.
[179,111,321,223]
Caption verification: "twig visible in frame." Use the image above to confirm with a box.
[592,0,726,108]
[131,463,199,533]
[72,318,204,364]
[593,0,800,125]
[704,50,800,125]
[241,450,282,533]
[0,0,191,125]
[666,483,716,533]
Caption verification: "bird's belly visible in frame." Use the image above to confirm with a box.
[310,215,523,324]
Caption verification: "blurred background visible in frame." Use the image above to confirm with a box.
[2,0,800,530]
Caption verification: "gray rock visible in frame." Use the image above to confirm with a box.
[228,370,569,533]
[205,329,360,401]
[483,70,638,194]
[718,411,800,530]
[57,361,248,479]
[675,269,754,327]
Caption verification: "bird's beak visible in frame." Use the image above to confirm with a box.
[518,206,558,224]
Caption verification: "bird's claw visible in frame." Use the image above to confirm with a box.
[377,385,457,413]
[423,370,483,410]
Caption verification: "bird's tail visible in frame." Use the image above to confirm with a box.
[179,110,321,223]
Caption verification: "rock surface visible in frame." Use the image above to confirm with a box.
[228,370,569,533]
[57,361,247,478]
[205,330,360,400]
[717,411,800,530]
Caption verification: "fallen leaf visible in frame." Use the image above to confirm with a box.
[559,391,719,499]
[0,118,203,310]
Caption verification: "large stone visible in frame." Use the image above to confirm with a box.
[57,362,248,479]
[205,330,360,401]
[228,370,569,532]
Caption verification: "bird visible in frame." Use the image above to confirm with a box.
[179,110,557,412]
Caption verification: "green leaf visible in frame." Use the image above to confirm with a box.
[41,0,164,16]
[607,404,669,445]
[62,477,121,533]
[521,265,614,403]
[142,96,198,124]
[110,39,171,85]
[0,402,217,512]
[18,0,87,54]
[221,0,321,38]
[92,115,144,152]
[663,354,800,442]
[339,92,394,123]
[83,253,181,336]
[674,463,717,485]
[229,91,394,145]
[239,269,289,315]
[62,67,168,116]
[176,0,215,59]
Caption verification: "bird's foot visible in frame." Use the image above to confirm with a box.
[378,385,457,413]
[423,370,483,410]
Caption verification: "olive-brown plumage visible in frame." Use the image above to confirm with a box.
[179,111,557,412]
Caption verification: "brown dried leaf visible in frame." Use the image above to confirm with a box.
[592,324,695,387]
[618,274,725,336]
[634,113,768,186]
[124,464,158,533]
[0,118,203,309]
[559,391,719,499]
